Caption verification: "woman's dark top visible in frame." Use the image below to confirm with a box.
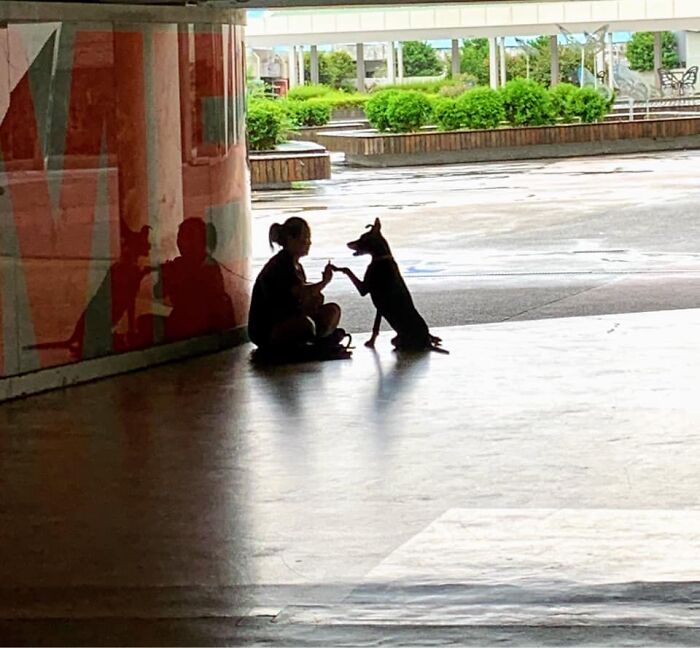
[248,249,306,346]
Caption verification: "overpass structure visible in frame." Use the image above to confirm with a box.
[247,0,700,45]
[247,0,700,91]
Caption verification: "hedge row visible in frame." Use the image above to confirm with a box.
[369,80,612,133]
[247,80,612,149]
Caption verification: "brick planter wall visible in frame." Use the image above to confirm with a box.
[317,117,700,167]
[249,150,331,189]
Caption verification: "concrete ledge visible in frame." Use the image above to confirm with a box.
[0,326,248,403]
[318,117,700,167]
[250,141,331,189]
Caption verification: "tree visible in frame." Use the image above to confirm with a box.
[626,32,679,72]
[303,51,331,85]
[505,36,594,87]
[402,41,444,77]
[326,50,355,89]
[459,38,490,85]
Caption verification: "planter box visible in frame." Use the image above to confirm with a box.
[317,117,700,167]
[249,141,331,189]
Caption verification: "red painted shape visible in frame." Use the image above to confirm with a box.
[0,30,119,365]
[0,278,4,376]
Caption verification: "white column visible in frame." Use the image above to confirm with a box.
[488,37,498,89]
[550,35,559,86]
[499,36,506,86]
[654,31,663,90]
[451,38,460,78]
[297,45,305,85]
[596,47,605,87]
[387,41,396,83]
[310,44,319,84]
[397,42,404,80]
[607,32,615,90]
[288,46,297,88]
[356,42,366,93]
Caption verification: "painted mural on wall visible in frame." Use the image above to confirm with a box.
[0,20,251,377]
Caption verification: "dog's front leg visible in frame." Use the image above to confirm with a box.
[331,266,368,296]
[365,310,382,348]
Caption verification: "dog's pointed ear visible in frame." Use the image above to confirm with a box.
[373,218,381,231]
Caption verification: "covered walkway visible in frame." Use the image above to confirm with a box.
[2,308,700,645]
[247,0,700,44]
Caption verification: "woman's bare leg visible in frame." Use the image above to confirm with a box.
[269,315,315,347]
[314,303,341,338]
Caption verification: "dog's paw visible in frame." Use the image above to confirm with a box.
[364,339,376,348]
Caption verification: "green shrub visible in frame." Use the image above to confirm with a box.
[569,87,611,123]
[457,86,505,130]
[549,84,612,124]
[365,89,401,131]
[385,91,433,133]
[322,92,368,109]
[549,83,579,123]
[500,78,554,126]
[378,79,446,94]
[246,99,288,151]
[432,97,468,131]
[286,84,334,101]
[282,98,332,127]
[438,73,479,97]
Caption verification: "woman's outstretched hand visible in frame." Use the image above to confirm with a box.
[322,260,334,285]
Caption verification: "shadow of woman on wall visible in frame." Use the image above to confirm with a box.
[152,217,236,342]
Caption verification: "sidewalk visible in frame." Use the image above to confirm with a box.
[2,309,700,646]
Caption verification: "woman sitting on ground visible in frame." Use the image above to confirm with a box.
[248,217,350,360]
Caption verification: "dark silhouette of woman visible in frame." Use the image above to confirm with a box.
[248,217,350,361]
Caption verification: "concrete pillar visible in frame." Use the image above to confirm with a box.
[297,45,305,85]
[451,38,460,78]
[310,44,319,84]
[550,35,560,86]
[488,37,498,89]
[654,31,663,89]
[607,32,615,89]
[356,42,366,93]
[397,42,404,80]
[288,46,297,88]
[596,48,605,86]
[499,37,506,86]
[387,41,396,83]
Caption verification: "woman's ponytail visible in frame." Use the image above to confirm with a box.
[269,222,284,250]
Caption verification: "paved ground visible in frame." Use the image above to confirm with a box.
[2,308,700,645]
[3,151,700,646]
[252,150,700,334]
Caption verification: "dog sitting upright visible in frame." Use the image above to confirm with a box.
[334,218,446,353]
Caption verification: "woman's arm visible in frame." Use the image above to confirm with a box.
[302,261,333,295]
[298,262,333,314]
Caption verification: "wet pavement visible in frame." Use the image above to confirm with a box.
[252,150,700,332]
[2,308,700,645]
[4,151,700,645]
